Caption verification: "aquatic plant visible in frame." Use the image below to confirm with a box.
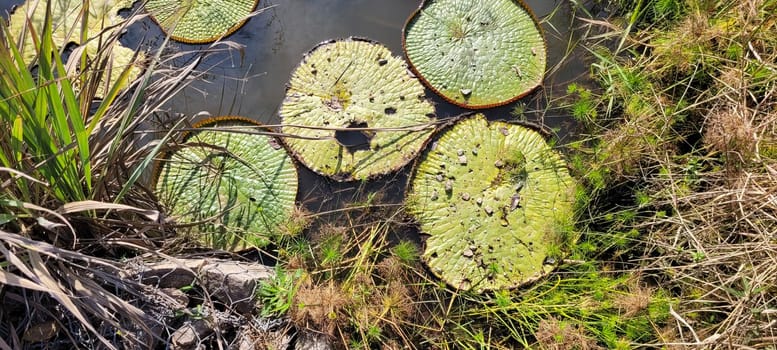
[144,0,258,43]
[0,5,204,347]
[280,38,437,181]
[155,116,298,251]
[402,0,546,108]
[407,114,576,292]
[6,0,143,97]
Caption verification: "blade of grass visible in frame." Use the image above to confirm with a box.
[52,39,91,193]
[39,1,85,201]
[0,335,12,350]
[86,47,141,135]
[11,114,23,164]
[113,119,183,203]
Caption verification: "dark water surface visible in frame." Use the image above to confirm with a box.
[152,1,592,130]
[1,0,597,212]
[149,0,596,212]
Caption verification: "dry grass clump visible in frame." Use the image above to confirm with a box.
[596,92,679,178]
[641,162,777,346]
[703,105,757,163]
[574,0,777,347]
[613,277,654,318]
[274,204,427,348]
[291,279,349,337]
[535,317,602,350]
[0,0,249,346]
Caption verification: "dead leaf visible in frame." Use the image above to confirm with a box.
[22,321,58,343]
[59,200,160,222]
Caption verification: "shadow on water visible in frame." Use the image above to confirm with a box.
[1,0,600,218]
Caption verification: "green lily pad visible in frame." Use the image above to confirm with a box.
[7,0,143,97]
[407,115,575,292]
[155,116,298,251]
[280,38,437,181]
[144,0,258,43]
[402,0,546,108]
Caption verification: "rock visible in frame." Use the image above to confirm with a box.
[171,320,213,350]
[295,332,333,350]
[160,288,189,309]
[128,259,200,289]
[125,258,274,314]
[22,321,58,343]
[234,326,292,350]
[124,285,192,350]
[199,261,274,313]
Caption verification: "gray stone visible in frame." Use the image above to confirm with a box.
[171,320,213,350]
[295,333,333,350]
[125,259,274,314]
[160,288,189,309]
[199,261,274,314]
[234,326,292,350]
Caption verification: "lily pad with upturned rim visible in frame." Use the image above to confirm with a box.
[402,0,546,109]
[280,38,437,181]
[144,0,258,44]
[155,116,298,251]
[7,0,144,97]
[406,114,576,292]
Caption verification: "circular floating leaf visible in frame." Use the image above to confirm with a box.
[402,0,546,108]
[7,0,142,98]
[155,117,298,251]
[280,38,437,181]
[407,115,575,291]
[145,0,258,43]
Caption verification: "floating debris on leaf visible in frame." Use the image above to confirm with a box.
[280,38,436,181]
[403,0,547,108]
[407,114,576,291]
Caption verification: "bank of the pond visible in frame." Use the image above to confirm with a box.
[4,0,775,349]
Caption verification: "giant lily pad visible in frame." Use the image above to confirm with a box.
[407,115,575,291]
[402,0,546,108]
[7,0,143,97]
[144,0,258,43]
[155,116,298,251]
[280,38,437,181]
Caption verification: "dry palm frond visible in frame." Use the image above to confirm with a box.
[0,229,157,349]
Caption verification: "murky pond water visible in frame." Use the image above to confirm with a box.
[138,1,592,130]
[141,0,595,211]
[1,0,597,212]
